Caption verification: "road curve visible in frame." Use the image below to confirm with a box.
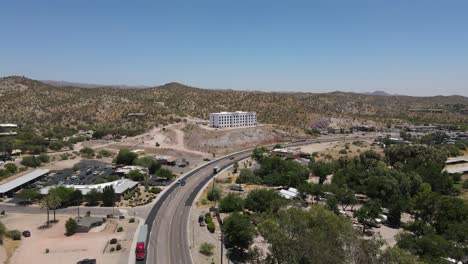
[144,136,377,264]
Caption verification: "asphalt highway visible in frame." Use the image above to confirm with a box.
[144,135,378,264]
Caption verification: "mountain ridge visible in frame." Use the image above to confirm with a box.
[1,76,467,132]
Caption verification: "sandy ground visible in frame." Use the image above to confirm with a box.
[0,244,5,264]
[104,123,209,158]
[184,124,294,155]
[1,214,137,264]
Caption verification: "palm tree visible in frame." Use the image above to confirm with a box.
[48,193,62,223]
[40,196,51,227]
[40,193,62,226]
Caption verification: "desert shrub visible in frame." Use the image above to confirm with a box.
[110,247,115,252]
[117,227,123,232]
[129,218,135,223]
[110,238,117,244]
[199,242,215,256]
[65,218,77,236]
[116,244,122,251]
[150,187,162,194]
[339,149,348,154]
[207,221,215,233]
[6,230,21,240]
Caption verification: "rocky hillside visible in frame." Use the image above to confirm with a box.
[1,76,467,131]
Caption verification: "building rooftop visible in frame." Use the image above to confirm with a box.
[77,217,103,229]
[279,187,299,199]
[446,157,468,164]
[115,165,148,174]
[444,165,468,174]
[211,111,255,115]
[0,169,50,194]
[0,124,18,128]
[40,179,138,195]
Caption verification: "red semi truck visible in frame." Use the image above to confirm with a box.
[135,224,148,261]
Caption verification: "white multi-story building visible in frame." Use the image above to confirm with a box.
[209,111,257,128]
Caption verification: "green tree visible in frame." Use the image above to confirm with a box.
[233,162,239,174]
[48,192,62,223]
[48,186,75,207]
[157,168,175,180]
[259,206,381,264]
[245,189,285,213]
[354,200,381,233]
[0,221,6,243]
[380,247,423,264]
[20,156,41,167]
[65,218,78,236]
[127,170,145,181]
[223,212,256,251]
[236,168,260,184]
[133,156,161,174]
[4,163,17,174]
[252,146,267,162]
[256,156,309,187]
[309,161,336,184]
[114,149,138,165]
[69,189,83,206]
[85,189,101,206]
[102,186,116,207]
[219,193,245,213]
[16,188,41,203]
[335,187,357,211]
[38,153,50,163]
[79,147,95,158]
[207,186,221,202]
[40,194,61,226]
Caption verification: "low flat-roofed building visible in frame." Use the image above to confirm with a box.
[40,179,139,197]
[271,148,301,159]
[76,217,104,232]
[445,157,468,165]
[154,155,177,165]
[443,165,468,175]
[279,187,299,199]
[0,124,18,128]
[115,165,148,175]
[0,169,50,197]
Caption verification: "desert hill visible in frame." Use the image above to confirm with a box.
[1,76,467,132]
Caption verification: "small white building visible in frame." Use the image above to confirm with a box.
[115,166,148,175]
[209,111,257,128]
[279,187,299,200]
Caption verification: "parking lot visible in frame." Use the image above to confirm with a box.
[41,160,116,187]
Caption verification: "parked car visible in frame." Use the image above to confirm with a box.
[22,230,31,238]
[77,259,96,264]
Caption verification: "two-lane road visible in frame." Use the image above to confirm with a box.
[144,135,378,264]
[145,151,252,264]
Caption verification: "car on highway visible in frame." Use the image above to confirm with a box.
[180,181,186,186]
[176,179,182,184]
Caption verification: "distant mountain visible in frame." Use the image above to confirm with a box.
[365,90,394,96]
[42,80,150,89]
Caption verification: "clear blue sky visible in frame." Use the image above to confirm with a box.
[1,0,467,96]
